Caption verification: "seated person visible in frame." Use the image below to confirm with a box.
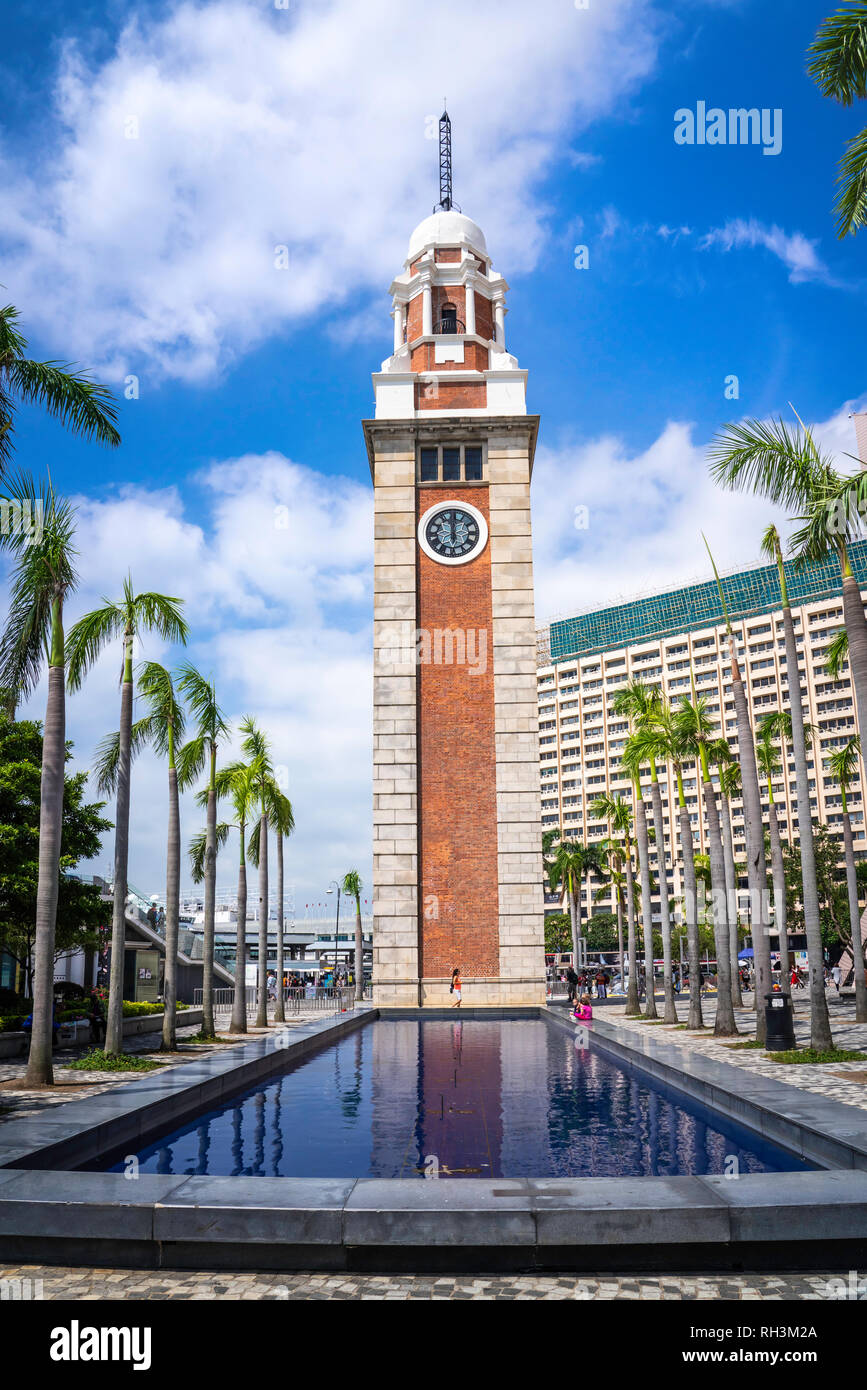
[571,993,593,1022]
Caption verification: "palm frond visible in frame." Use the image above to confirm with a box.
[175,661,229,742]
[136,659,186,758]
[188,822,231,883]
[342,869,362,901]
[707,416,825,508]
[6,356,120,450]
[65,601,123,692]
[247,814,262,868]
[130,590,188,647]
[807,4,867,105]
[834,120,867,237]
[176,732,207,791]
[92,716,154,795]
[825,626,850,679]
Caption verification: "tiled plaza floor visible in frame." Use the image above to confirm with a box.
[590,988,867,1112]
[0,1264,855,1300]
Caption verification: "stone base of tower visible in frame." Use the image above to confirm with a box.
[419,976,546,1008]
[372,973,546,1008]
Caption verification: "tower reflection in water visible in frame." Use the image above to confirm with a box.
[106,1019,814,1179]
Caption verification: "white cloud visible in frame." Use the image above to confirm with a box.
[699,219,830,285]
[0,0,662,383]
[532,397,867,625]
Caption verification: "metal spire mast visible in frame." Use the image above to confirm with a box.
[435,104,460,213]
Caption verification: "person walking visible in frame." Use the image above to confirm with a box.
[450,967,462,1008]
[595,969,608,1000]
[831,963,842,994]
[89,990,106,1043]
[565,965,579,1005]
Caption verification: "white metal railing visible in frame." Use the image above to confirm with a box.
[194,985,355,1017]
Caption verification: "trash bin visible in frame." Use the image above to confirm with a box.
[764,991,796,1051]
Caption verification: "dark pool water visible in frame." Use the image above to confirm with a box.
[100,1019,814,1179]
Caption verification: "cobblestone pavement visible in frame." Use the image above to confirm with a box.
[579,990,867,1113]
[0,1010,352,1121]
[0,1264,853,1299]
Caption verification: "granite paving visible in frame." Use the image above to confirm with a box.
[0,1263,858,1300]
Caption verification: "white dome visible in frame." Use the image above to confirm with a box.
[406,210,488,263]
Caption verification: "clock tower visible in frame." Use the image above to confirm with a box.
[363,114,545,1008]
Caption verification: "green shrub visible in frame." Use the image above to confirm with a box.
[0,1014,22,1033]
[769,1048,867,1065]
[64,1048,162,1072]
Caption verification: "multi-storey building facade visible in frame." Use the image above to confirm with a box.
[537,543,867,925]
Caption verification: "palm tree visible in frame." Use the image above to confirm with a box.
[717,757,744,1008]
[94,662,186,1050]
[760,521,831,1047]
[702,534,774,1040]
[622,738,657,1018]
[755,713,791,985]
[708,421,855,1047]
[0,304,120,474]
[675,691,738,1036]
[138,663,186,1050]
[808,4,867,237]
[591,793,639,1014]
[613,682,676,1020]
[240,717,277,1028]
[207,757,258,1034]
[0,475,79,1085]
[825,626,850,682]
[827,734,867,1022]
[66,578,187,1055]
[343,870,364,1003]
[177,665,229,1042]
[270,790,295,1022]
[634,706,705,1028]
[546,841,585,965]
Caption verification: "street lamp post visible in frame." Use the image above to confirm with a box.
[326,881,341,990]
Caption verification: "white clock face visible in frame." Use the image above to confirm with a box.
[417,499,488,566]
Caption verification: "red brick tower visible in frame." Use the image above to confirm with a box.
[364,116,544,1007]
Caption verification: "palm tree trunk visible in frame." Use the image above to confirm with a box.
[732,666,771,1041]
[768,799,790,982]
[160,758,180,1051]
[354,897,363,1003]
[616,885,624,991]
[568,886,579,965]
[702,777,737,1036]
[649,780,677,1022]
[635,797,657,1018]
[842,808,867,1023]
[230,827,248,1034]
[719,792,743,1008]
[105,649,133,1057]
[679,804,704,1030]
[25,627,66,1086]
[201,744,217,1041]
[624,839,640,1014]
[255,811,269,1027]
[782,597,832,1049]
[274,832,285,1023]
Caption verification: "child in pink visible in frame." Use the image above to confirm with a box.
[572,994,593,1022]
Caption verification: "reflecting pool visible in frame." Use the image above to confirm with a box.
[99,1018,814,1179]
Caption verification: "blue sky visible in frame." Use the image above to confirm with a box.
[1,0,865,908]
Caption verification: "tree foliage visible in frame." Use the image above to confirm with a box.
[0,716,112,981]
